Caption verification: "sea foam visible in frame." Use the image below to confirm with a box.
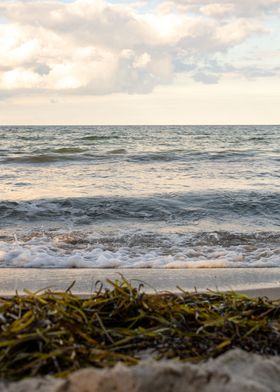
[0,230,279,268]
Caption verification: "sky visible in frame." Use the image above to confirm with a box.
[0,0,280,125]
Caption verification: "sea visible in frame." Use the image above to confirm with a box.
[0,125,279,268]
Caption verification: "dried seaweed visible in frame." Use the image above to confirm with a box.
[0,278,279,380]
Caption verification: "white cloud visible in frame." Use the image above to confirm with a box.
[158,0,280,17]
[0,0,278,97]
[200,3,234,17]
[1,68,42,89]
[133,52,151,68]
[215,19,266,45]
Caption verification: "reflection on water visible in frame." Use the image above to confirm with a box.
[0,125,279,201]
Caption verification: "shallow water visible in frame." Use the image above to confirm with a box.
[0,125,279,268]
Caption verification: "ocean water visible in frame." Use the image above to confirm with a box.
[0,125,279,268]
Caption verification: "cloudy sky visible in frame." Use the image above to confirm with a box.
[0,0,280,124]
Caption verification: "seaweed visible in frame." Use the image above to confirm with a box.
[0,278,279,380]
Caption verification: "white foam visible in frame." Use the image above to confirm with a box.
[0,232,279,268]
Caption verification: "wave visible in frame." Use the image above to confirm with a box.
[81,135,120,141]
[127,150,257,163]
[52,147,87,154]
[3,154,81,164]
[1,191,279,226]
[1,149,261,165]
[108,148,127,154]
[0,230,279,268]
[2,151,98,164]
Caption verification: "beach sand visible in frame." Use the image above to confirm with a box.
[1,268,280,298]
[1,349,280,391]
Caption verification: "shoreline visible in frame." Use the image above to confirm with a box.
[1,267,280,298]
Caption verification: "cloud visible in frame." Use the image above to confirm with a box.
[158,0,280,17]
[193,72,220,84]
[0,0,278,97]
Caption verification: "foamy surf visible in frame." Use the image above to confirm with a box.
[0,230,279,268]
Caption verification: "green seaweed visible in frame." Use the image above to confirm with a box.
[0,278,279,380]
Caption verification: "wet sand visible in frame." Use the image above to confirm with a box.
[0,268,280,298]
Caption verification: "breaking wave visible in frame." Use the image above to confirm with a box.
[0,230,279,268]
[0,192,279,227]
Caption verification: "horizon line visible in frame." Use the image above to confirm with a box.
[1,124,279,127]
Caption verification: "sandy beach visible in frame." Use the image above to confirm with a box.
[1,268,280,298]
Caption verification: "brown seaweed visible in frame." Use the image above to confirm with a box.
[0,278,279,380]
